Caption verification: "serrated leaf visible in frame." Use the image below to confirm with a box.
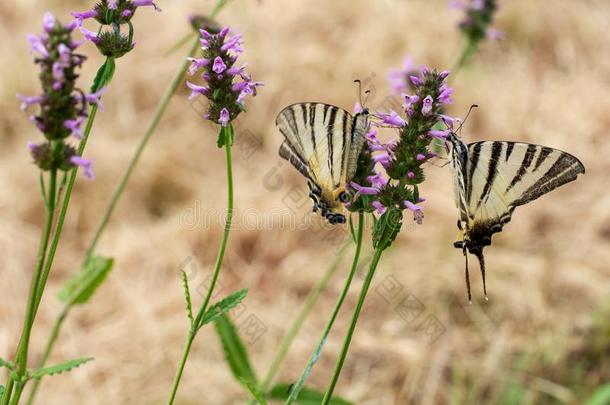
[29,357,93,380]
[181,271,194,326]
[372,208,402,251]
[268,383,353,405]
[200,289,248,328]
[214,314,257,387]
[58,256,114,305]
[0,358,13,371]
[90,58,115,92]
[239,377,267,405]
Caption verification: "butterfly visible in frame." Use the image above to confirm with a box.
[275,102,370,224]
[447,133,585,302]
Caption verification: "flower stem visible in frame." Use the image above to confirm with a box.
[3,168,57,405]
[321,245,384,404]
[452,40,478,76]
[24,306,69,405]
[253,239,351,401]
[84,36,200,262]
[285,212,365,404]
[167,125,235,405]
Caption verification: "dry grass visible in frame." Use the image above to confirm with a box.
[1,0,609,404]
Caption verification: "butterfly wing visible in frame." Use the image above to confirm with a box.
[276,103,362,209]
[465,141,585,233]
[452,139,585,301]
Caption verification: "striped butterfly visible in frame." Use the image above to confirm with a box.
[275,102,370,224]
[447,133,585,302]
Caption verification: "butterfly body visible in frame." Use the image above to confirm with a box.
[276,102,369,224]
[447,133,585,301]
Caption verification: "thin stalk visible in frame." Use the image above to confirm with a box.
[25,36,201,405]
[253,240,351,401]
[286,212,365,404]
[321,246,384,404]
[31,103,99,318]
[452,40,478,76]
[167,125,235,405]
[5,169,57,405]
[83,36,200,261]
[25,307,69,405]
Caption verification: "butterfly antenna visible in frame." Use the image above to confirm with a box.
[354,79,365,109]
[463,245,472,304]
[474,250,488,302]
[456,104,479,135]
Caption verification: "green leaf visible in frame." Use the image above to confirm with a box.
[268,383,353,405]
[58,256,114,305]
[214,314,257,387]
[0,385,4,401]
[372,208,403,251]
[0,358,14,371]
[29,357,93,380]
[586,384,610,405]
[90,58,116,93]
[200,289,248,328]
[239,377,267,405]
[181,271,194,326]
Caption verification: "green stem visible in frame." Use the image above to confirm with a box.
[167,125,235,405]
[452,40,478,76]
[254,240,351,400]
[31,103,98,319]
[25,307,69,405]
[1,380,14,405]
[285,212,364,404]
[321,246,384,404]
[5,169,57,405]
[84,36,200,262]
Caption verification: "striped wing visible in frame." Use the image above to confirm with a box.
[275,102,361,193]
[466,141,585,224]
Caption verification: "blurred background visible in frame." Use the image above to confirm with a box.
[0,0,609,404]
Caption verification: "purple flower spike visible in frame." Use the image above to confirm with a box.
[212,56,227,74]
[404,200,424,224]
[421,95,433,116]
[372,200,387,215]
[378,111,406,128]
[219,108,230,127]
[70,156,95,179]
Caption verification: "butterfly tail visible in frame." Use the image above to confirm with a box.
[463,245,472,304]
[473,250,488,301]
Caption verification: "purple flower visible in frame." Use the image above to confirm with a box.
[108,0,118,10]
[186,81,209,100]
[438,84,453,104]
[28,34,49,57]
[367,172,388,189]
[43,12,56,32]
[416,154,426,161]
[219,108,230,127]
[85,88,106,111]
[221,33,243,53]
[388,56,416,94]
[132,0,162,11]
[350,181,381,197]
[373,153,391,169]
[64,117,85,139]
[79,26,100,44]
[372,200,387,215]
[421,95,433,116]
[70,10,98,23]
[407,171,415,179]
[70,156,95,179]
[378,111,406,128]
[440,114,455,129]
[409,75,423,87]
[212,56,227,74]
[404,200,424,224]
[187,57,209,75]
[428,129,450,139]
[17,95,44,111]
